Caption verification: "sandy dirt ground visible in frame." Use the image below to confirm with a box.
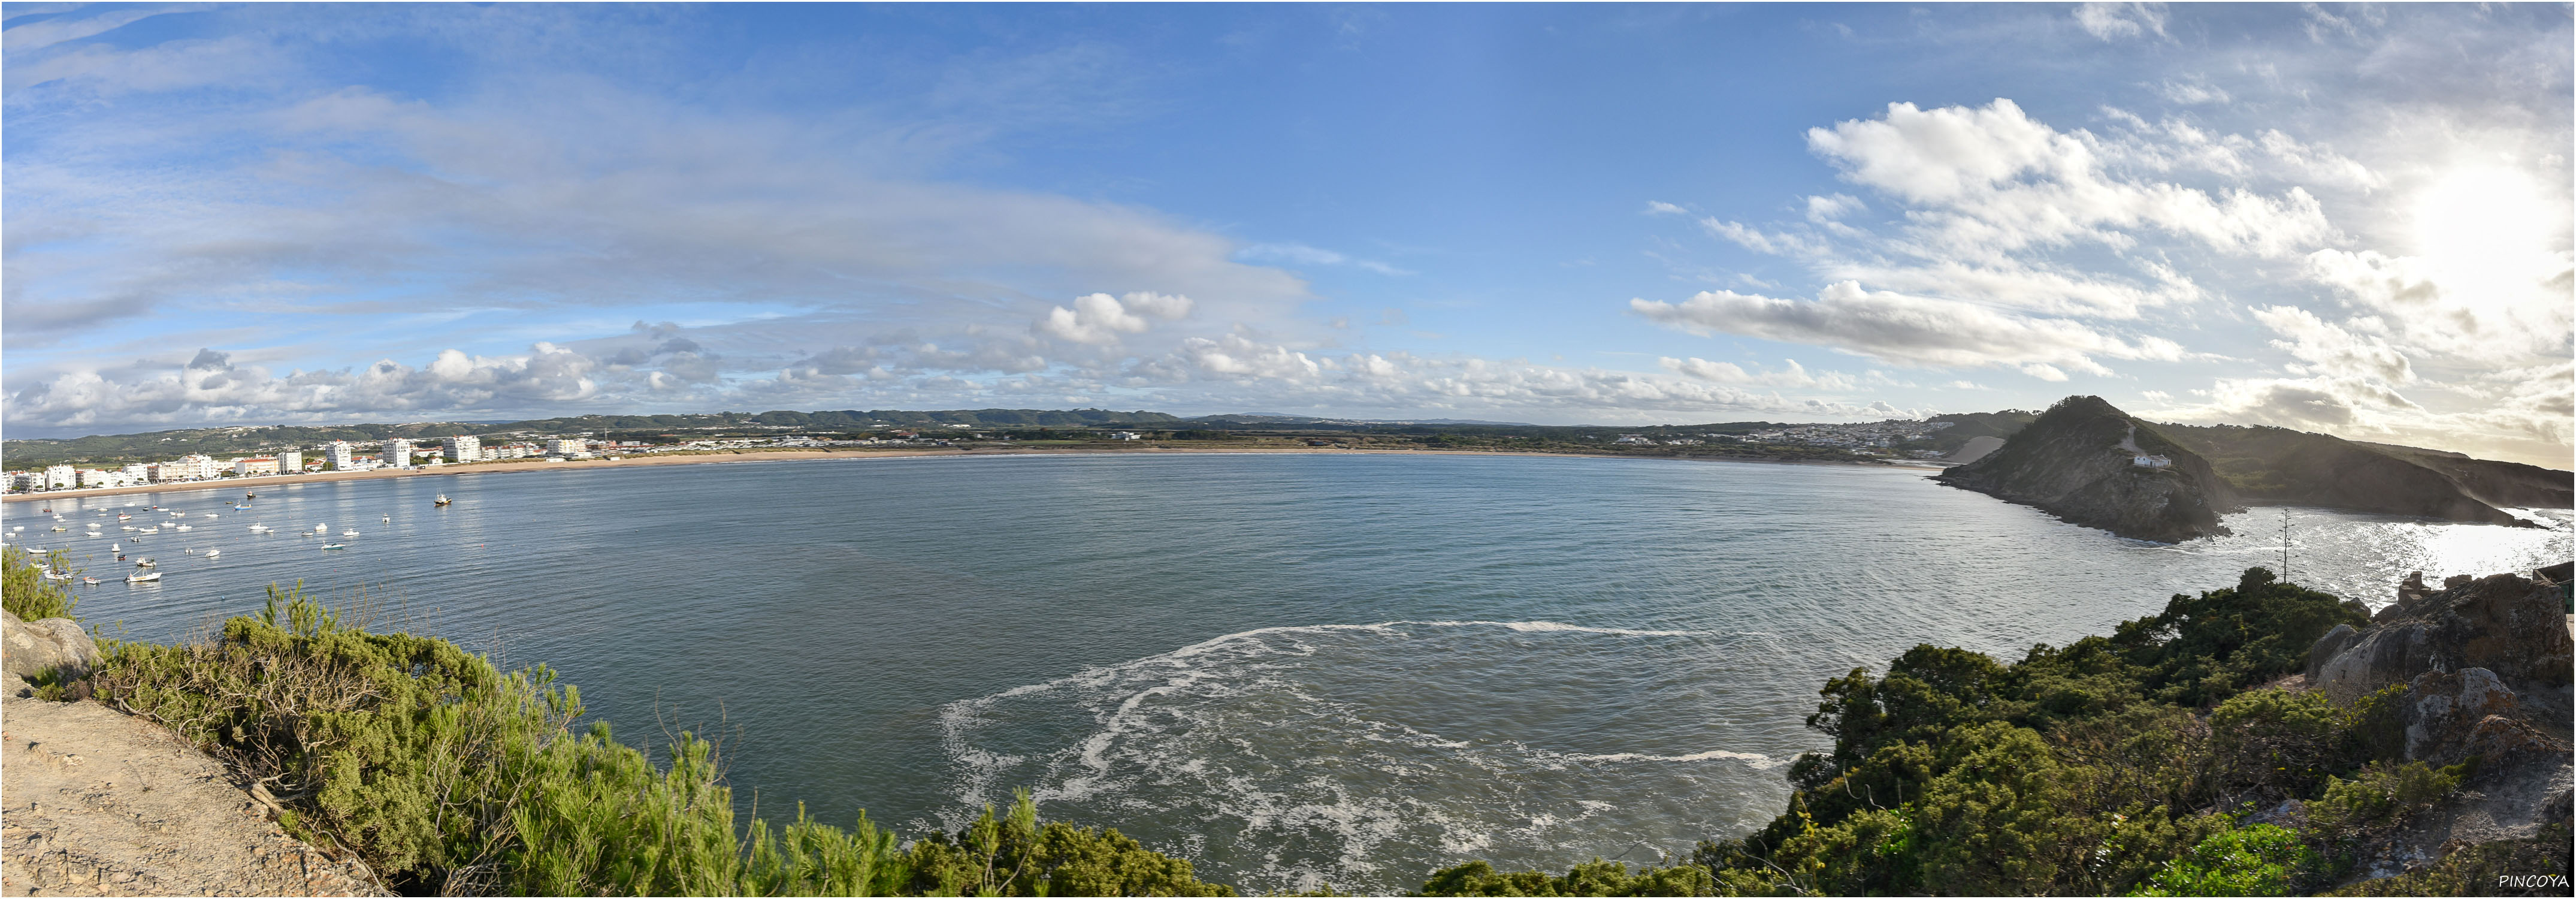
[0,678,383,896]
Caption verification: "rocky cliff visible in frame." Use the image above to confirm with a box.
[1933,396,2237,542]
[2298,569,2574,883]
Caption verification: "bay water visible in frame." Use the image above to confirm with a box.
[13,453,2568,894]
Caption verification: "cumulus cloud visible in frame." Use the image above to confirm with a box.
[1630,281,2182,373]
[1658,357,1856,390]
[4,343,603,430]
[1806,99,2334,260]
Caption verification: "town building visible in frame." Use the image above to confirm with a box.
[233,457,280,477]
[326,441,356,470]
[444,435,483,462]
[384,438,415,469]
[544,438,588,457]
[277,451,304,473]
[43,464,75,490]
[122,463,151,481]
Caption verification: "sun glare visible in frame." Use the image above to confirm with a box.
[2410,165,2560,313]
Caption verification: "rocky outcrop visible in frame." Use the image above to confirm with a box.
[4,610,101,684]
[2306,572,2574,705]
[2301,568,2576,885]
[1932,396,2237,542]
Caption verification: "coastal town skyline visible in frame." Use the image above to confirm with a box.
[5,4,2571,469]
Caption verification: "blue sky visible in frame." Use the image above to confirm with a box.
[5,3,2571,466]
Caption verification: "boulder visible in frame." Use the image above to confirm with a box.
[2,610,99,685]
[2310,573,2572,704]
[2395,668,2563,765]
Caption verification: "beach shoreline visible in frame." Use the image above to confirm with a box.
[4,445,1945,504]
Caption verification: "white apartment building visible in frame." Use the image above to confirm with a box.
[234,457,280,477]
[277,451,304,473]
[43,464,75,490]
[544,438,587,457]
[326,441,356,470]
[122,463,151,481]
[444,435,483,462]
[8,472,40,492]
[177,454,221,480]
[384,439,415,469]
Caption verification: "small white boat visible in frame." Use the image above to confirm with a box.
[110,543,119,552]
[126,571,160,583]
[319,543,347,550]
[41,569,70,582]
[175,524,192,532]
[203,548,219,559]
[249,524,271,533]
[341,530,358,536]
[81,577,99,586]
[50,526,66,532]
[382,515,391,522]
[122,525,137,531]
[134,557,156,568]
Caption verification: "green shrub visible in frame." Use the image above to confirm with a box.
[1418,858,1715,897]
[2129,822,2314,897]
[92,583,1233,897]
[2,545,78,621]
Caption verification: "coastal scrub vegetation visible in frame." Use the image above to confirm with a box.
[83,581,1234,897]
[1418,568,2548,897]
[2,545,80,620]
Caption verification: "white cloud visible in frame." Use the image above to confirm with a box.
[2019,363,2070,382]
[1644,200,1688,216]
[2074,2,2169,41]
[2250,304,2413,384]
[1036,293,1152,345]
[1806,99,2335,261]
[1630,281,2183,373]
[1658,357,1857,390]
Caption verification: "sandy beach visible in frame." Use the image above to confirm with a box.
[4,444,1943,505]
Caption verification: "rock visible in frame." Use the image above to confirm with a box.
[2311,573,2572,704]
[2396,668,2561,765]
[4,610,101,684]
[2307,623,2359,681]
[1932,396,2236,542]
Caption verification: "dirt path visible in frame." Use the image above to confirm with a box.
[0,679,382,896]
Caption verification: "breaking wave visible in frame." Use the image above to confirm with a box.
[939,620,1799,894]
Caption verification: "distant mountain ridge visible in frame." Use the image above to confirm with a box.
[1934,396,2238,542]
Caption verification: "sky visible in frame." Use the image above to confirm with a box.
[3,3,2570,467]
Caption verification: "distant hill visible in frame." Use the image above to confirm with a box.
[1934,396,2237,542]
[0,408,1184,469]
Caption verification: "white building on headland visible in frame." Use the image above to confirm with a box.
[444,435,482,462]
[384,439,415,469]
[2132,454,2172,468]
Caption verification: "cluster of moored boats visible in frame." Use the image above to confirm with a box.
[8,492,454,586]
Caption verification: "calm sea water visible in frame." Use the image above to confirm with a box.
[10,454,2569,894]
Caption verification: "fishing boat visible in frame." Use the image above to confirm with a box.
[175,524,192,532]
[249,524,271,533]
[204,548,219,559]
[81,577,99,586]
[320,543,347,550]
[134,557,156,568]
[50,526,66,532]
[205,514,219,519]
[127,570,160,583]
[110,543,119,553]
[434,494,452,506]
[341,530,359,536]
[245,492,257,500]
[41,569,71,582]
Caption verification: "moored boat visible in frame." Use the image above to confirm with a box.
[434,494,452,506]
[320,543,347,550]
[127,570,160,583]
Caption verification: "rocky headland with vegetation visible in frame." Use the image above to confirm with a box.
[1932,396,2238,542]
